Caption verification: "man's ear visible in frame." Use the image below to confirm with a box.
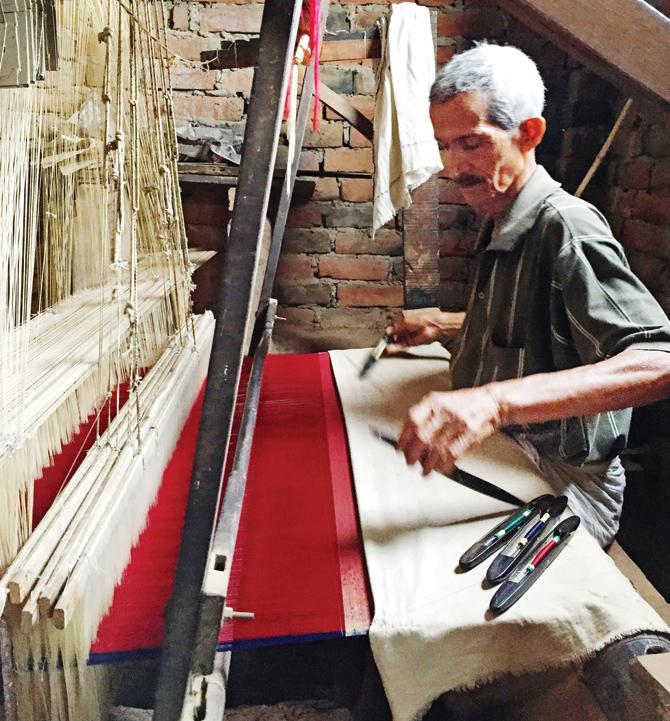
[517,116,546,151]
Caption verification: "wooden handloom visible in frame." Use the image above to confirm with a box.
[6,0,670,718]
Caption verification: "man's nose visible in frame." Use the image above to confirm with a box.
[441,148,462,180]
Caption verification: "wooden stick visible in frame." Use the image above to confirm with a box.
[575,97,633,198]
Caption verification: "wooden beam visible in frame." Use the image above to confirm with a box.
[203,33,381,70]
[497,0,670,108]
[153,1,302,717]
[318,80,374,140]
[320,37,380,62]
[260,0,332,305]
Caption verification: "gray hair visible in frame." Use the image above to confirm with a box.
[430,44,545,131]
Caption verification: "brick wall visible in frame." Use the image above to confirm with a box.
[172,1,670,348]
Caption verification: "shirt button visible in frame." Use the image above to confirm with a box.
[477,291,486,300]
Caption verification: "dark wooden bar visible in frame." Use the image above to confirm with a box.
[153,1,303,717]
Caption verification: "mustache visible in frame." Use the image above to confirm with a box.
[455,174,484,187]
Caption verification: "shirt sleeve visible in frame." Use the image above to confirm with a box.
[551,214,670,363]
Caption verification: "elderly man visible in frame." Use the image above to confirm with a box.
[390,44,670,547]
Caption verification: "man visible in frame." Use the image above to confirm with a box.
[390,44,670,546]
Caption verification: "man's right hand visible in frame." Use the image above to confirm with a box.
[386,308,465,353]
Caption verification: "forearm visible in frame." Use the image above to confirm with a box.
[487,349,670,427]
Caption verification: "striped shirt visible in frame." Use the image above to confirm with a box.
[451,165,670,465]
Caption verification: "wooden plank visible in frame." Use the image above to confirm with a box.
[260,0,331,306]
[204,34,380,70]
[497,0,670,107]
[320,37,380,62]
[152,1,303,717]
[402,10,440,309]
[318,81,374,140]
[190,301,277,677]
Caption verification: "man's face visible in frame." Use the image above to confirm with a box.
[430,91,528,217]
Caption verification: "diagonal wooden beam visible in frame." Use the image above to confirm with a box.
[259,0,332,307]
[318,80,374,140]
[153,1,302,717]
[497,0,670,108]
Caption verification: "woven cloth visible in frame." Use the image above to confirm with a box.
[329,345,669,721]
[372,3,443,234]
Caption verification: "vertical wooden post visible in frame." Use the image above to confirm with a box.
[401,9,441,309]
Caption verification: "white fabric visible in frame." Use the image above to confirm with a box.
[329,345,670,721]
[372,3,443,234]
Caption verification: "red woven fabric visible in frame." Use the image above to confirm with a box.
[30,353,370,661]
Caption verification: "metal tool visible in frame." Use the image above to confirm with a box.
[370,427,526,507]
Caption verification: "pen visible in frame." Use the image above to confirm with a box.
[359,333,393,378]
[486,495,567,583]
[489,515,581,614]
[459,494,553,571]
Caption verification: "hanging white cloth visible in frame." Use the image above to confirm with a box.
[372,3,443,235]
[329,345,670,721]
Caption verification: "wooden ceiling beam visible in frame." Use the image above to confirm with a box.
[497,0,670,108]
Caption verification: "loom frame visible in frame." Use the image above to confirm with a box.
[153,1,305,717]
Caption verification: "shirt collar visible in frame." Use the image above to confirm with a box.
[486,165,562,252]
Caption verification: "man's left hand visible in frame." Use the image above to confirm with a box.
[397,387,503,475]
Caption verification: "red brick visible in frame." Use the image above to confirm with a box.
[338,283,404,307]
[275,147,323,172]
[617,158,652,190]
[171,67,217,91]
[174,94,245,121]
[349,127,372,148]
[313,177,340,200]
[620,220,670,261]
[334,229,402,255]
[610,126,643,159]
[302,121,344,148]
[651,159,670,189]
[276,281,333,306]
[644,125,670,158]
[436,45,456,66]
[324,148,373,173]
[319,254,390,280]
[341,178,373,202]
[276,254,316,281]
[322,203,373,228]
[171,5,189,31]
[286,203,322,228]
[318,308,390,329]
[167,33,219,61]
[182,200,228,225]
[217,67,255,95]
[277,307,317,326]
[185,224,224,249]
[283,229,332,254]
[630,192,670,226]
[437,8,506,39]
[200,5,263,32]
[350,6,388,30]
